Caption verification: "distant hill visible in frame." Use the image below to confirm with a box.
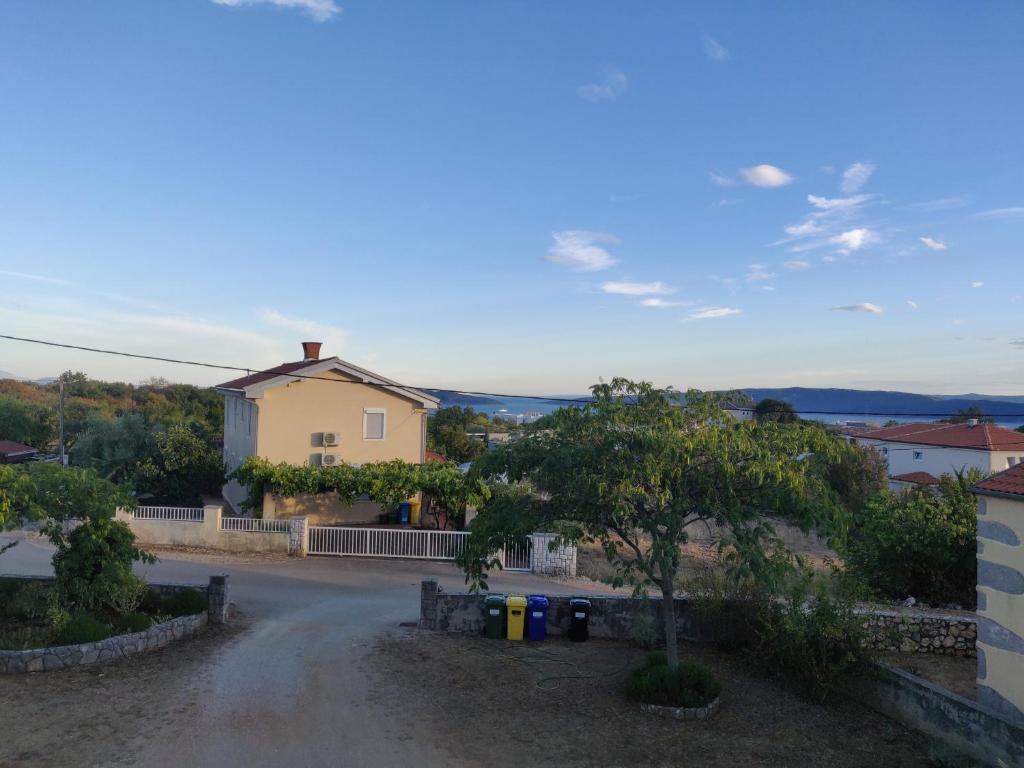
[934,393,1024,404]
[743,388,1024,418]
[422,389,504,408]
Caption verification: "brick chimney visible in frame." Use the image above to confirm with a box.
[301,341,322,361]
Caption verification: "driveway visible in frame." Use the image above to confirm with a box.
[0,534,613,768]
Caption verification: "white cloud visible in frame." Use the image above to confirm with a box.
[783,260,811,270]
[822,255,838,263]
[976,207,1024,219]
[0,270,71,285]
[907,300,918,309]
[259,308,350,350]
[688,307,741,320]
[919,236,947,250]
[907,196,969,212]
[602,281,674,296]
[641,298,690,308]
[830,228,876,251]
[709,171,736,187]
[840,161,875,194]
[1011,338,1024,348]
[807,194,873,211]
[831,303,883,313]
[546,230,618,271]
[740,164,793,188]
[211,0,341,22]
[784,220,823,237]
[702,34,729,62]
[745,266,775,282]
[971,281,984,288]
[577,68,628,103]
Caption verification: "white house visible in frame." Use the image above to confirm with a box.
[848,421,1024,490]
[722,401,755,421]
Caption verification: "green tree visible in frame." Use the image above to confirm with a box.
[945,406,994,424]
[0,395,55,449]
[468,379,837,670]
[839,469,981,606]
[427,407,487,464]
[754,398,798,424]
[417,461,489,530]
[132,424,225,506]
[821,439,888,518]
[71,413,157,482]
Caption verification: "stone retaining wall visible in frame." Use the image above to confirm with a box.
[0,613,206,673]
[858,608,976,657]
[420,581,977,655]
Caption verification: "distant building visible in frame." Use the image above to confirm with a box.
[848,420,1024,490]
[492,409,524,425]
[0,440,38,464]
[721,401,755,421]
[523,411,544,424]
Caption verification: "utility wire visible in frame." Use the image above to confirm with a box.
[3,333,1024,418]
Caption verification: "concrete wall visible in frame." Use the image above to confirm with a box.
[118,506,290,554]
[223,394,259,512]
[857,438,1020,478]
[845,664,1024,768]
[975,494,1024,724]
[262,491,384,526]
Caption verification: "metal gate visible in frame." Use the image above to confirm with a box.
[306,525,534,570]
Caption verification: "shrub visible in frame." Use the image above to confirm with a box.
[139,587,165,615]
[7,582,52,621]
[55,614,110,645]
[839,470,979,607]
[112,612,153,633]
[752,570,874,703]
[0,625,54,651]
[625,652,721,708]
[630,611,661,650]
[164,589,208,617]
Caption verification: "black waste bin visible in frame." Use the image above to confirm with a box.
[567,598,591,642]
[484,594,507,639]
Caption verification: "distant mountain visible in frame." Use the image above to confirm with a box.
[0,371,22,381]
[423,389,504,408]
[743,387,1024,418]
[934,393,1024,404]
[0,372,57,385]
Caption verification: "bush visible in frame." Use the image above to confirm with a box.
[55,614,110,645]
[752,571,874,703]
[112,612,153,633]
[6,582,52,621]
[839,471,979,607]
[164,589,208,617]
[0,625,55,651]
[139,587,165,615]
[625,652,721,708]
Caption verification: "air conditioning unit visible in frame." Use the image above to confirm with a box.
[322,432,341,446]
[322,453,342,467]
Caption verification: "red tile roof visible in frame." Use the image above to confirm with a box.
[424,450,447,463]
[973,463,1024,498]
[856,422,1024,451]
[891,471,940,486]
[216,360,317,390]
[0,440,38,456]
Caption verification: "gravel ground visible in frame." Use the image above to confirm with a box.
[882,652,977,700]
[368,631,932,768]
[0,616,249,768]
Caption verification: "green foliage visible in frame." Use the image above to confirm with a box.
[52,517,154,614]
[821,439,888,519]
[945,406,994,424]
[754,398,798,424]
[164,589,208,617]
[839,470,980,606]
[467,378,840,668]
[752,568,875,703]
[72,413,156,482]
[456,483,539,591]
[625,652,721,708]
[630,610,661,650]
[112,612,153,633]
[0,464,40,536]
[131,423,225,506]
[0,625,55,651]
[55,613,111,645]
[427,406,488,464]
[0,394,55,449]
[5,582,52,621]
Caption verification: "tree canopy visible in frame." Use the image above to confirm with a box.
[467,379,841,669]
[754,398,798,424]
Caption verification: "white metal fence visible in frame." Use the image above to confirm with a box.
[220,517,290,534]
[132,506,204,522]
[306,525,534,570]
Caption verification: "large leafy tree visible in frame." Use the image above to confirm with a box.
[0,394,56,449]
[132,424,225,506]
[754,397,798,424]
[72,413,157,482]
[427,406,487,464]
[470,379,838,670]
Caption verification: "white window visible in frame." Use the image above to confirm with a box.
[913,450,924,462]
[363,408,386,440]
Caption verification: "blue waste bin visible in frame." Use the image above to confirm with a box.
[526,595,549,641]
[398,502,411,525]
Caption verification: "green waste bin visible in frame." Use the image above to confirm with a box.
[484,594,507,639]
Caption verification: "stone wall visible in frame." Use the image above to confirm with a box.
[0,613,206,673]
[858,608,977,657]
[529,533,577,577]
[420,580,977,655]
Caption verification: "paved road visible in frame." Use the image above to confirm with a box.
[1,534,611,768]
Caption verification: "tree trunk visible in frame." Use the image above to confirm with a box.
[661,576,679,670]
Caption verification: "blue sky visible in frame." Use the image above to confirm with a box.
[1,1,1022,394]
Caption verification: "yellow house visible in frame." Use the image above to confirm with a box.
[971,463,1024,725]
[216,341,439,523]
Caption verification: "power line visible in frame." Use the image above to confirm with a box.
[2,332,1023,419]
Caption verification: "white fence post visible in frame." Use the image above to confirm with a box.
[289,516,309,557]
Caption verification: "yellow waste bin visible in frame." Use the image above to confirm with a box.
[409,499,422,526]
[506,595,527,640]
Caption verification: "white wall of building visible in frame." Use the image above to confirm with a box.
[856,437,1023,479]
